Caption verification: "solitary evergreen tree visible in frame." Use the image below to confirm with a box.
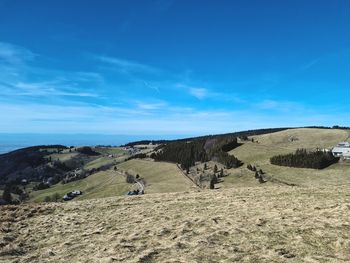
[2,187,12,204]
[209,178,215,189]
[204,163,207,170]
[255,171,259,179]
[214,164,218,173]
[220,168,224,177]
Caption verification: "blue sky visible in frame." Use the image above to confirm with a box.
[1,0,350,136]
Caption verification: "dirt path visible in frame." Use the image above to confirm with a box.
[176,164,202,190]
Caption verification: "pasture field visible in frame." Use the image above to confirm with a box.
[117,159,195,193]
[2,185,350,262]
[224,128,350,188]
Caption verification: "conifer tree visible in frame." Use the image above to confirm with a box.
[2,186,12,204]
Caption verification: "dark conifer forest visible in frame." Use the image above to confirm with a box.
[151,135,242,169]
[270,149,339,169]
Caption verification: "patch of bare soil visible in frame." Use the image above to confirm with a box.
[1,185,350,262]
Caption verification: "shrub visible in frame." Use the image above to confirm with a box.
[126,174,135,184]
[2,187,12,204]
[33,182,50,191]
[51,193,61,202]
[255,171,259,179]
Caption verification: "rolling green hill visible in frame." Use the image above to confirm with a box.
[4,127,350,203]
[29,169,129,202]
[30,159,195,202]
[117,159,195,194]
[223,128,350,188]
[3,128,350,262]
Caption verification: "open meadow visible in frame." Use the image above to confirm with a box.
[2,185,350,262]
[223,128,350,188]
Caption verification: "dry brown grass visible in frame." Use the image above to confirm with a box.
[224,128,350,188]
[1,185,350,262]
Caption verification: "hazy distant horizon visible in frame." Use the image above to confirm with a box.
[0,133,194,154]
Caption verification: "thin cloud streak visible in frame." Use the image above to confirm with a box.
[189,87,208,99]
[93,55,160,74]
[0,42,36,65]
[0,101,342,135]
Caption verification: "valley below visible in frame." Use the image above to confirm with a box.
[2,127,350,262]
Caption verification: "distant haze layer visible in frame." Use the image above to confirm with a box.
[0,133,186,154]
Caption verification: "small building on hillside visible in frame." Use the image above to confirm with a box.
[332,142,350,157]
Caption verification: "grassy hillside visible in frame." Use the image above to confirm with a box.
[2,185,350,262]
[30,159,194,202]
[83,156,116,170]
[117,159,195,193]
[29,169,130,202]
[224,128,350,187]
[27,128,350,201]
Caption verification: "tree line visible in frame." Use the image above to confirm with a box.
[151,136,242,170]
[270,149,339,169]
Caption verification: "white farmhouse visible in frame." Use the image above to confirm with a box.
[332,142,350,157]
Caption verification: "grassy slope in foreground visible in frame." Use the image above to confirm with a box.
[225,128,350,187]
[2,185,350,262]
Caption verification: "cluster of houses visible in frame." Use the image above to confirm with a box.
[121,146,141,155]
[331,142,350,159]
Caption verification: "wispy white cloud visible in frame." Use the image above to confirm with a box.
[300,58,321,71]
[93,55,159,74]
[1,81,98,98]
[0,101,343,135]
[176,83,241,101]
[0,42,103,100]
[143,81,160,92]
[0,42,36,65]
[176,83,211,99]
[136,101,166,110]
[256,99,303,112]
[189,87,208,99]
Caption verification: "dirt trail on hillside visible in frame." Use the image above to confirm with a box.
[176,164,202,190]
[1,185,350,262]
